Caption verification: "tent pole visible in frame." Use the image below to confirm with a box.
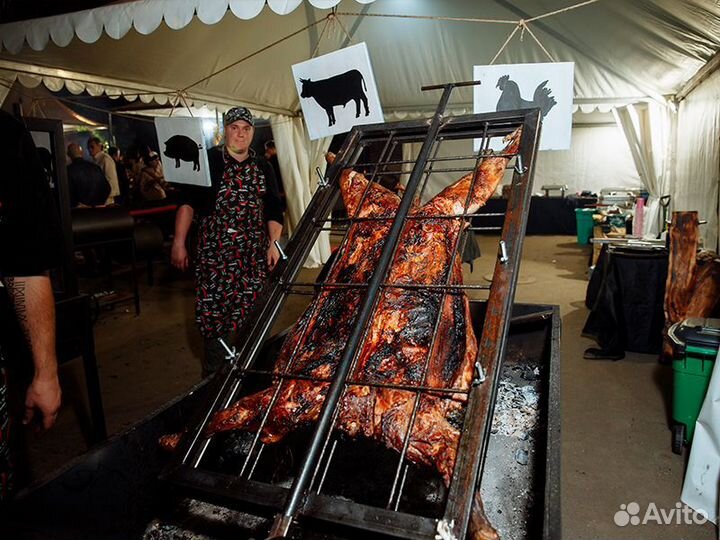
[107,112,115,144]
[676,49,720,102]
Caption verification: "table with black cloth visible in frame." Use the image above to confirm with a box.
[583,244,668,355]
[476,195,597,235]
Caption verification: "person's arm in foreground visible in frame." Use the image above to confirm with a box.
[1,275,61,429]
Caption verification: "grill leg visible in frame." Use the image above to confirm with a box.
[130,239,140,316]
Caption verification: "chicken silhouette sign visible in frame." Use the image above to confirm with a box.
[473,62,574,151]
[293,43,384,140]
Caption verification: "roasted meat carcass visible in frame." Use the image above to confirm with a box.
[164,131,521,490]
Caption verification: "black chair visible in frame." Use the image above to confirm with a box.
[133,221,164,286]
[71,207,140,315]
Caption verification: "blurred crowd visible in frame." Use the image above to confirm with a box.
[66,138,171,208]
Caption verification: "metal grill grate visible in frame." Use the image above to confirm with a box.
[162,83,542,540]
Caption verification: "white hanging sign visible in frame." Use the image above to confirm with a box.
[293,42,384,141]
[473,62,575,151]
[154,117,211,187]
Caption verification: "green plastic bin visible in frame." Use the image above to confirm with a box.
[668,318,720,454]
[575,208,594,245]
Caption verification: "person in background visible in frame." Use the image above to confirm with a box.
[123,145,142,199]
[66,143,110,208]
[108,146,130,206]
[87,137,119,205]
[137,146,168,202]
[171,107,284,377]
[264,140,286,212]
[0,110,62,501]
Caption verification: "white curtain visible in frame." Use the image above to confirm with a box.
[613,102,674,238]
[532,124,642,196]
[675,68,720,252]
[270,115,331,268]
[406,125,643,205]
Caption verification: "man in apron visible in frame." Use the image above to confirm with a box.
[172,107,284,376]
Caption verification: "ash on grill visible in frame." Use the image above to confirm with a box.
[491,375,541,441]
[144,499,268,540]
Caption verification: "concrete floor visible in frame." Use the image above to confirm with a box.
[20,235,717,539]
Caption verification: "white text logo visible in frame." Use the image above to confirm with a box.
[614,502,708,527]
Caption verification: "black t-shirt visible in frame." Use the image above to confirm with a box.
[0,111,63,277]
[67,158,110,207]
[178,146,284,224]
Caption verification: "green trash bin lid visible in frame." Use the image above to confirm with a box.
[668,318,720,353]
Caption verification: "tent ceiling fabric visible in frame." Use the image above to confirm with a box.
[0,0,377,52]
[0,0,719,117]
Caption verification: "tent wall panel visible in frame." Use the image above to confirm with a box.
[675,68,720,251]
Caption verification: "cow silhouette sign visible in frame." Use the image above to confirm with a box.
[163,135,203,171]
[299,69,370,127]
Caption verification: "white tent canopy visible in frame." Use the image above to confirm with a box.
[0,0,719,249]
[3,0,719,113]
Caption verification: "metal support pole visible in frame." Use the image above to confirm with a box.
[108,112,115,145]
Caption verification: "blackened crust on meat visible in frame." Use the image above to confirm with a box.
[203,131,522,487]
[443,293,467,383]
[399,290,441,346]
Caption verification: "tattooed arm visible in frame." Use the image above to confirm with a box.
[2,275,61,429]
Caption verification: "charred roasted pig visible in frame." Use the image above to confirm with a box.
[164,130,521,490]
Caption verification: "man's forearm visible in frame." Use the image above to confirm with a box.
[2,275,58,381]
[174,204,194,245]
[267,220,283,244]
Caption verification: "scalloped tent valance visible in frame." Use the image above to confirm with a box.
[1,0,719,117]
[0,64,624,121]
[0,0,376,53]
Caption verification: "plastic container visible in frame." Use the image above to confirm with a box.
[668,318,720,454]
[633,197,645,237]
[575,208,595,244]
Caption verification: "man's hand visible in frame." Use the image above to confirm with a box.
[171,240,190,271]
[24,374,61,430]
[172,205,194,272]
[267,242,280,271]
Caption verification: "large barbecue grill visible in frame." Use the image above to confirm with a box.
[158,84,544,540]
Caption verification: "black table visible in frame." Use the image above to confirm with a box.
[583,245,668,355]
[477,196,596,235]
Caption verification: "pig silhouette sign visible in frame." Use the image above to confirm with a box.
[154,118,211,186]
[293,43,383,140]
[164,134,202,171]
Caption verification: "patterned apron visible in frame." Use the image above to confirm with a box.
[195,154,269,339]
